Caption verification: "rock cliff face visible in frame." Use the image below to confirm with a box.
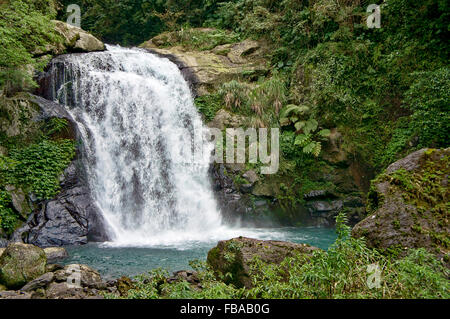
[352,148,449,261]
[0,22,110,247]
[0,243,46,289]
[9,96,110,247]
[0,243,111,299]
[141,30,368,228]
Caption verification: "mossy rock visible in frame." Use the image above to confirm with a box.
[353,148,450,261]
[0,243,47,289]
[140,29,269,95]
[207,237,319,288]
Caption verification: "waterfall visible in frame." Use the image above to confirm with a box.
[44,45,230,247]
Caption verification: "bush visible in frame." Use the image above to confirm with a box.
[0,0,60,94]
[245,212,449,299]
[3,139,75,200]
[115,211,449,299]
[404,68,450,148]
[0,190,19,235]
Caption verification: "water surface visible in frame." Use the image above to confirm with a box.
[63,227,337,279]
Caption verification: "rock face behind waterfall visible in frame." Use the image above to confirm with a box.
[33,45,225,245]
[141,31,368,228]
[10,95,110,247]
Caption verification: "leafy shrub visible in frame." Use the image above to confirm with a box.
[195,94,223,121]
[0,0,60,94]
[3,139,75,200]
[0,189,19,234]
[404,67,450,148]
[245,212,449,299]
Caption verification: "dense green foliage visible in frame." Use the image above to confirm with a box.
[53,0,449,169]
[3,139,75,199]
[0,0,60,95]
[0,0,447,298]
[0,112,75,234]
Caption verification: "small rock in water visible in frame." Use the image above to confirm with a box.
[44,247,69,262]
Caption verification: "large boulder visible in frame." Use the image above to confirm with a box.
[44,247,68,262]
[207,237,319,288]
[53,264,104,289]
[352,148,449,260]
[53,21,105,53]
[0,243,47,289]
[140,29,268,95]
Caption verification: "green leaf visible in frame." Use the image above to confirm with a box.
[304,119,318,134]
[294,121,306,131]
[294,134,311,147]
[318,129,331,137]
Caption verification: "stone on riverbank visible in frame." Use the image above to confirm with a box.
[207,237,319,288]
[0,243,46,289]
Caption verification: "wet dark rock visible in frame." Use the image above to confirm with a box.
[0,239,8,248]
[21,272,54,292]
[10,95,111,247]
[45,264,64,273]
[242,170,259,184]
[53,264,103,289]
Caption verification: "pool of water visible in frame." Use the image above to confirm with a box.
[62,227,336,280]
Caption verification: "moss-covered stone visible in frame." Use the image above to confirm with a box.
[0,243,47,289]
[207,237,319,288]
[353,148,449,261]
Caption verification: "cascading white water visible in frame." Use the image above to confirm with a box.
[48,45,241,247]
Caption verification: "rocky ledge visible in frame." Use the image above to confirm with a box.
[140,29,269,96]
